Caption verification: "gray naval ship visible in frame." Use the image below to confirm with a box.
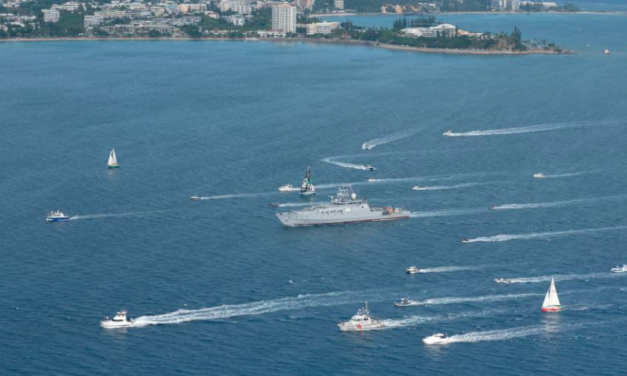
[276,185,410,227]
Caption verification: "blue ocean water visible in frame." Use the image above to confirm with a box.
[1,13,627,376]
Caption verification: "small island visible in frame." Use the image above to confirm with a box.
[0,1,568,55]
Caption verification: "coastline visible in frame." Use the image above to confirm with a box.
[316,10,627,17]
[0,36,569,55]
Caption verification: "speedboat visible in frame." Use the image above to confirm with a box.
[361,143,373,150]
[611,264,627,273]
[604,49,611,55]
[279,184,293,192]
[394,297,418,307]
[190,195,201,201]
[365,165,376,171]
[443,130,454,136]
[338,302,385,331]
[411,186,423,191]
[269,203,280,208]
[460,238,471,243]
[489,205,497,210]
[495,278,512,284]
[367,178,379,183]
[46,211,70,222]
[406,266,420,274]
[101,310,134,329]
[533,173,545,179]
[423,332,448,345]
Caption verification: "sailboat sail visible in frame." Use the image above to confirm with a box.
[108,149,119,167]
[300,167,315,194]
[542,278,560,307]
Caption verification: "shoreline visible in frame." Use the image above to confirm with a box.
[0,36,569,55]
[317,10,627,17]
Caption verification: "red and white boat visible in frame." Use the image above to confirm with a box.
[541,278,561,312]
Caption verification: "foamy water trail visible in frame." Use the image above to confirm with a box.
[463,226,627,243]
[382,309,505,330]
[491,199,591,211]
[418,266,483,273]
[133,290,387,327]
[70,210,162,220]
[415,292,540,306]
[435,324,560,344]
[201,192,270,200]
[412,183,480,191]
[321,157,375,171]
[362,130,416,150]
[505,272,626,284]
[410,208,487,218]
[278,202,312,208]
[443,120,621,137]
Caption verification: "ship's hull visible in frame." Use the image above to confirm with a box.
[46,217,70,222]
[277,212,409,227]
[108,164,119,169]
[542,306,561,312]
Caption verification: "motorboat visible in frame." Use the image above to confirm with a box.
[268,203,280,208]
[443,130,454,136]
[300,167,316,196]
[495,278,513,284]
[367,178,379,183]
[533,173,545,179]
[423,332,448,345]
[361,143,373,150]
[411,186,423,191]
[108,148,119,169]
[279,184,293,192]
[604,49,611,55]
[611,264,627,273]
[101,310,134,329]
[190,195,201,201]
[338,302,385,331]
[406,266,420,274]
[46,211,70,222]
[365,165,376,171]
[460,238,471,243]
[541,278,561,312]
[394,298,418,307]
[489,205,497,210]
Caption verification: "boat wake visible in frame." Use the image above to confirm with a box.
[277,202,312,208]
[503,272,626,284]
[362,130,415,150]
[412,183,480,191]
[70,211,160,220]
[414,292,540,307]
[132,290,387,327]
[462,226,627,243]
[491,198,593,211]
[200,193,269,200]
[410,208,487,218]
[381,309,504,330]
[418,266,483,273]
[443,120,621,137]
[433,324,562,344]
[321,157,374,171]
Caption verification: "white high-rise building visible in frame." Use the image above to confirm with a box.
[272,4,296,33]
[42,9,60,23]
[334,0,344,9]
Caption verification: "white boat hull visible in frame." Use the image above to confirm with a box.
[338,322,385,331]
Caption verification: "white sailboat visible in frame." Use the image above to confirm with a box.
[300,167,315,196]
[108,148,119,169]
[541,278,561,312]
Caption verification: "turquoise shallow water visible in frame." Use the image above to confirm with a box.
[1,13,627,376]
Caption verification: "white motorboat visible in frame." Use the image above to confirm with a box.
[611,264,627,273]
[406,266,420,274]
[367,178,379,183]
[443,130,454,136]
[190,195,201,201]
[604,49,611,55]
[338,302,385,331]
[460,238,471,243]
[279,184,293,192]
[108,148,119,169]
[533,173,545,179]
[541,278,561,312]
[495,278,513,284]
[101,310,134,329]
[46,210,70,222]
[423,332,449,345]
[394,298,418,307]
[362,143,373,150]
[365,165,376,171]
[411,186,423,191]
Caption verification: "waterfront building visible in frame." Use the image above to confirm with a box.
[272,4,296,33]
[42,9,60,23]
[401,23,456,38]
[224,14,246,26]
[333,0,343,9]
[306,21,339,35]
[84,15,104,27]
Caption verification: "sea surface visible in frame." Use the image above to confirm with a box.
[1,12,627,376]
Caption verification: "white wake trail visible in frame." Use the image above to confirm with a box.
[410,208,487,218]
[201,192,270,200]
[505,272,626,284]
[463,226,627,243]
[321,157,374,171]
[437,324,559,344]
[443,120,622,138]
[412,183,480,191]
[278,202,312,208]
[414,293,540,307]
[132,290,386,327]
[382,309,504,330]
[418,266,483,273]
[362,130,416,150]
[70,210,163,220]
[491,199,591,211]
